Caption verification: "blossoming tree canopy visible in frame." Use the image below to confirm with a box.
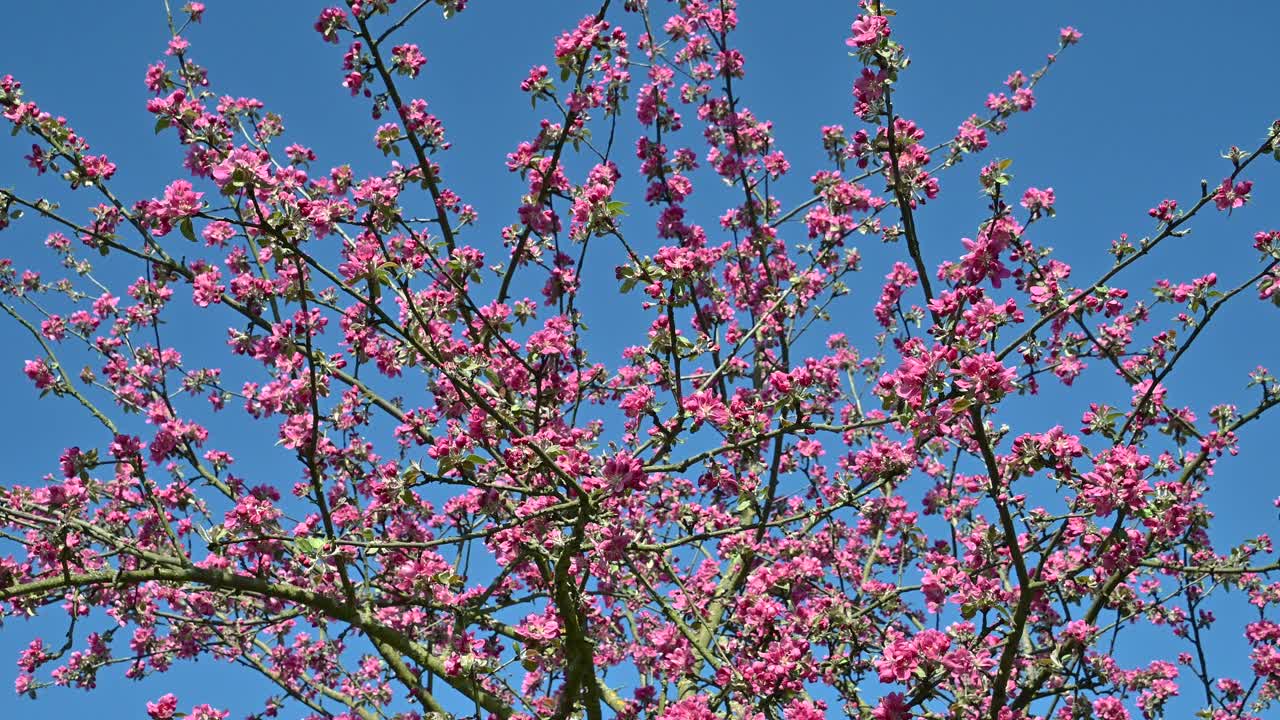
[2,0,1280,718]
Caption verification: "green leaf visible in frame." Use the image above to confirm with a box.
[179,217,196,242]
[294,536,326,555]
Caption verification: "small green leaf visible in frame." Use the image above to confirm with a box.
[294,536,326,555]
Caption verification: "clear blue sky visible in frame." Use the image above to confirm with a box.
[1,1,1278,717]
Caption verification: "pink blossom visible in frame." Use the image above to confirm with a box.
[146,694,179,720]
[314,7,347,43]
[23,359,56,390]
[847,15,889,49]
[391,44,427,78]
[1093,697,1130,720]
[165,37,189,56]
[1021,186,1055,214]
[1213,178,1253,212]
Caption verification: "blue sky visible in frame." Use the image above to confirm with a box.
[1,1,1278,717]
